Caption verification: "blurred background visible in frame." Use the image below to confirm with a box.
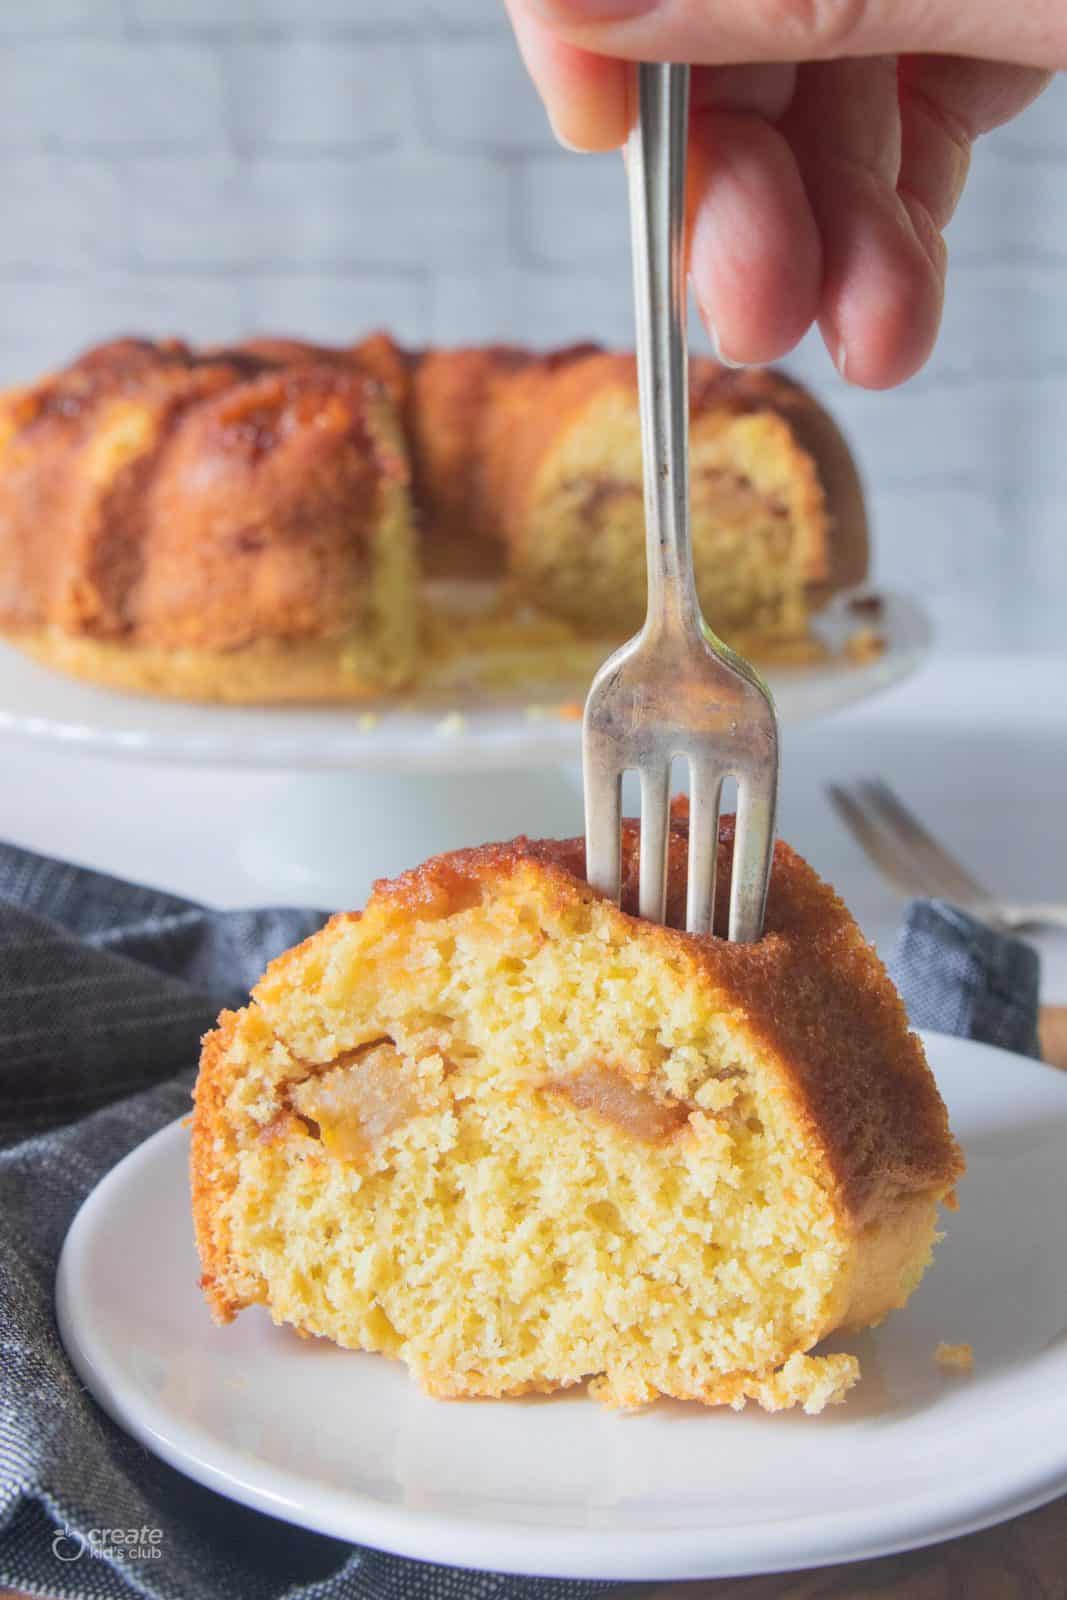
[0,0,1063,654]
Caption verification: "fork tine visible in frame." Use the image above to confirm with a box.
[639,763,671,923]
[583,746,622,904]
[686,759,722,934]
[728,777,776,943]
[856,779,994,906]
[827,783,925,899]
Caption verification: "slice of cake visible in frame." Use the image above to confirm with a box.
[193,815,961,1412]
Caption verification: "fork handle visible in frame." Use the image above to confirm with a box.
[628,63,700,638]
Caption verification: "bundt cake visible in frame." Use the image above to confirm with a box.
[0,335,868,703]
[191,813,962,1412]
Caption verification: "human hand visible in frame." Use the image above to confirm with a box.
[505,0,1059,387]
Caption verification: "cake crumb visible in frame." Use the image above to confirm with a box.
[842,627,886,665]
[554,700,583,722]
[935,1342,973,1374]
[737,1352,860,1415]
[589,1351,859,1415]
[357,712,379,732]
[436,711,466,735]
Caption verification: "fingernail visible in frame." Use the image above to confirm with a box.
[836,338,848,380]
[707,318,746,371]
[534,0,658,20]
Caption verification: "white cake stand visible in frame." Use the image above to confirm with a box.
[0,589,929,907]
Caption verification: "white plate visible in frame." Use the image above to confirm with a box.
[2,590,927,773]
[56,1032,1067,1581]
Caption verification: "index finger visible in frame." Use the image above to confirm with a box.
[520,0,1067,71]
[506,0,632,149]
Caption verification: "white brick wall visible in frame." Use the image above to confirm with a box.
[224,41,413,150]
[128,153,508,268]
[522,155,628,266]
[0,0,1063,655]
[0,2,124,36]
[0,274,243,376]
[0,41,226,148]
[426,38,554,151]
[127,0,258,29]
[0,158,126,268]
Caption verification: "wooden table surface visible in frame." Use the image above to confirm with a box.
[6,1009,1066,1600]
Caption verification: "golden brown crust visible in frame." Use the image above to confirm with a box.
[0,349,409,655]
[133,365,403,652]
[0,339,234,632]
[210,330,414,416]
[334,813,962,1227]
[209,336,341,371]
[408,344,533,577]
[189,1010,245,1322]
[348,331,416,421]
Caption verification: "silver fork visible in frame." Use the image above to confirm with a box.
[581,62,779,939]
[827,777,1067,933]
